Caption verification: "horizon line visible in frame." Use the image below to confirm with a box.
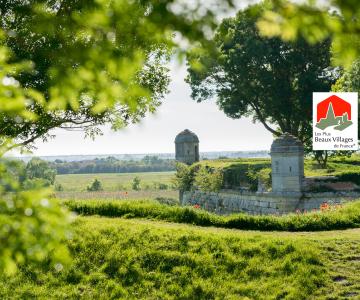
[12,149,270,158]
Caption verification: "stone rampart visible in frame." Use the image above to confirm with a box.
[181,189,360,215]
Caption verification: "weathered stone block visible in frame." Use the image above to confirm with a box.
[181,189,359,215]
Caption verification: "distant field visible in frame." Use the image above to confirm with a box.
[55,171,175,192]
[55,156,360,200]
[56,190,178,200]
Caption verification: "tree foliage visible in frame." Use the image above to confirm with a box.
[0,1,169,147]
[0,163,72,275]
[187,4,337,149]
[328,59,360,165]
[25,158,57,186]
[258,0,360,166]
[333,60,360,94]
[258,0,360,67]
[173,162,196,191]
[52,155,175,174]
[132,176,141,191]
[333,59,360,139]
[87,178,103,192]
[194,166,223,192]
[2,157,57,190]
[0,0,236,276]
[0,0,235,148]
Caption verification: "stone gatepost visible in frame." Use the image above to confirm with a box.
[270,133,304,193]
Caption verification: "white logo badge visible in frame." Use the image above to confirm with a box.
[313,92,358,150]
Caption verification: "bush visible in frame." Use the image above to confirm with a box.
[22,178,52,189]
[173,163,197,191]
[157,183,169,190]
[87,179,103,191]
[64,199,360,232]
[155,197,179,206]
[245,167,259,191]
[335,171,360,185]
[151,182,166,190]
[25,158,57,185]
[258,168,272,189]
[246,167,272,191]
[132,177,141,191]
[194,166,223,192]
[174,159,272,192]
[223,162,271,189]
[55,183,64,191]
[0,160,71,276]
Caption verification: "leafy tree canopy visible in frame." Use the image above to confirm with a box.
[331,59,360,160]
[25,157,57,186]
[0,0,235,275]
[0,0,235,148]
[333,60,360,94]
[258,0,360,67]
[187,3,337,150]
[132,176,141,191]
[87,178,103,192]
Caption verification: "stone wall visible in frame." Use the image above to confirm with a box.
[181,189,360,215]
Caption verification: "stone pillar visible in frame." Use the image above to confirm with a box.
[270,133,304,193]
[175,129,200,165]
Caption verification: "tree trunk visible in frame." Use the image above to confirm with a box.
[315,150,328,168]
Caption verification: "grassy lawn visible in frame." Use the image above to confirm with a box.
[55,171,175,192]
[32,157,360,299]
[304,161,360,177]
[1,216,359,299]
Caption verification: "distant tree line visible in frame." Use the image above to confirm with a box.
[51,156,176,174]
[2,158,56,191]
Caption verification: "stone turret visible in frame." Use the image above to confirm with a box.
[270,133,304,193]
[175,129,199,165]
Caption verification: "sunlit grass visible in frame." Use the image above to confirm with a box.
[64,199,360,231]
[1,216,359,299]
[0,216,327,299]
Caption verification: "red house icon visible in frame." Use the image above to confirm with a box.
[317,95,351,122]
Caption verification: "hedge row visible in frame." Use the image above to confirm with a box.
[64,199,360,232]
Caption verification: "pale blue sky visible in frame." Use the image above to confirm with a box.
[28,62,273,156]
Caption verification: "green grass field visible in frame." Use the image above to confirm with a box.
[28,157,360,299]
[1,213,359,299]
[55,171,175,192]
[56,190,179,200]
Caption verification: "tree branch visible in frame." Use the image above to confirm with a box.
[250,103,280,136]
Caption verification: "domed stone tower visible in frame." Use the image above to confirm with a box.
[270,133,304,193]
[175,129,199,165]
